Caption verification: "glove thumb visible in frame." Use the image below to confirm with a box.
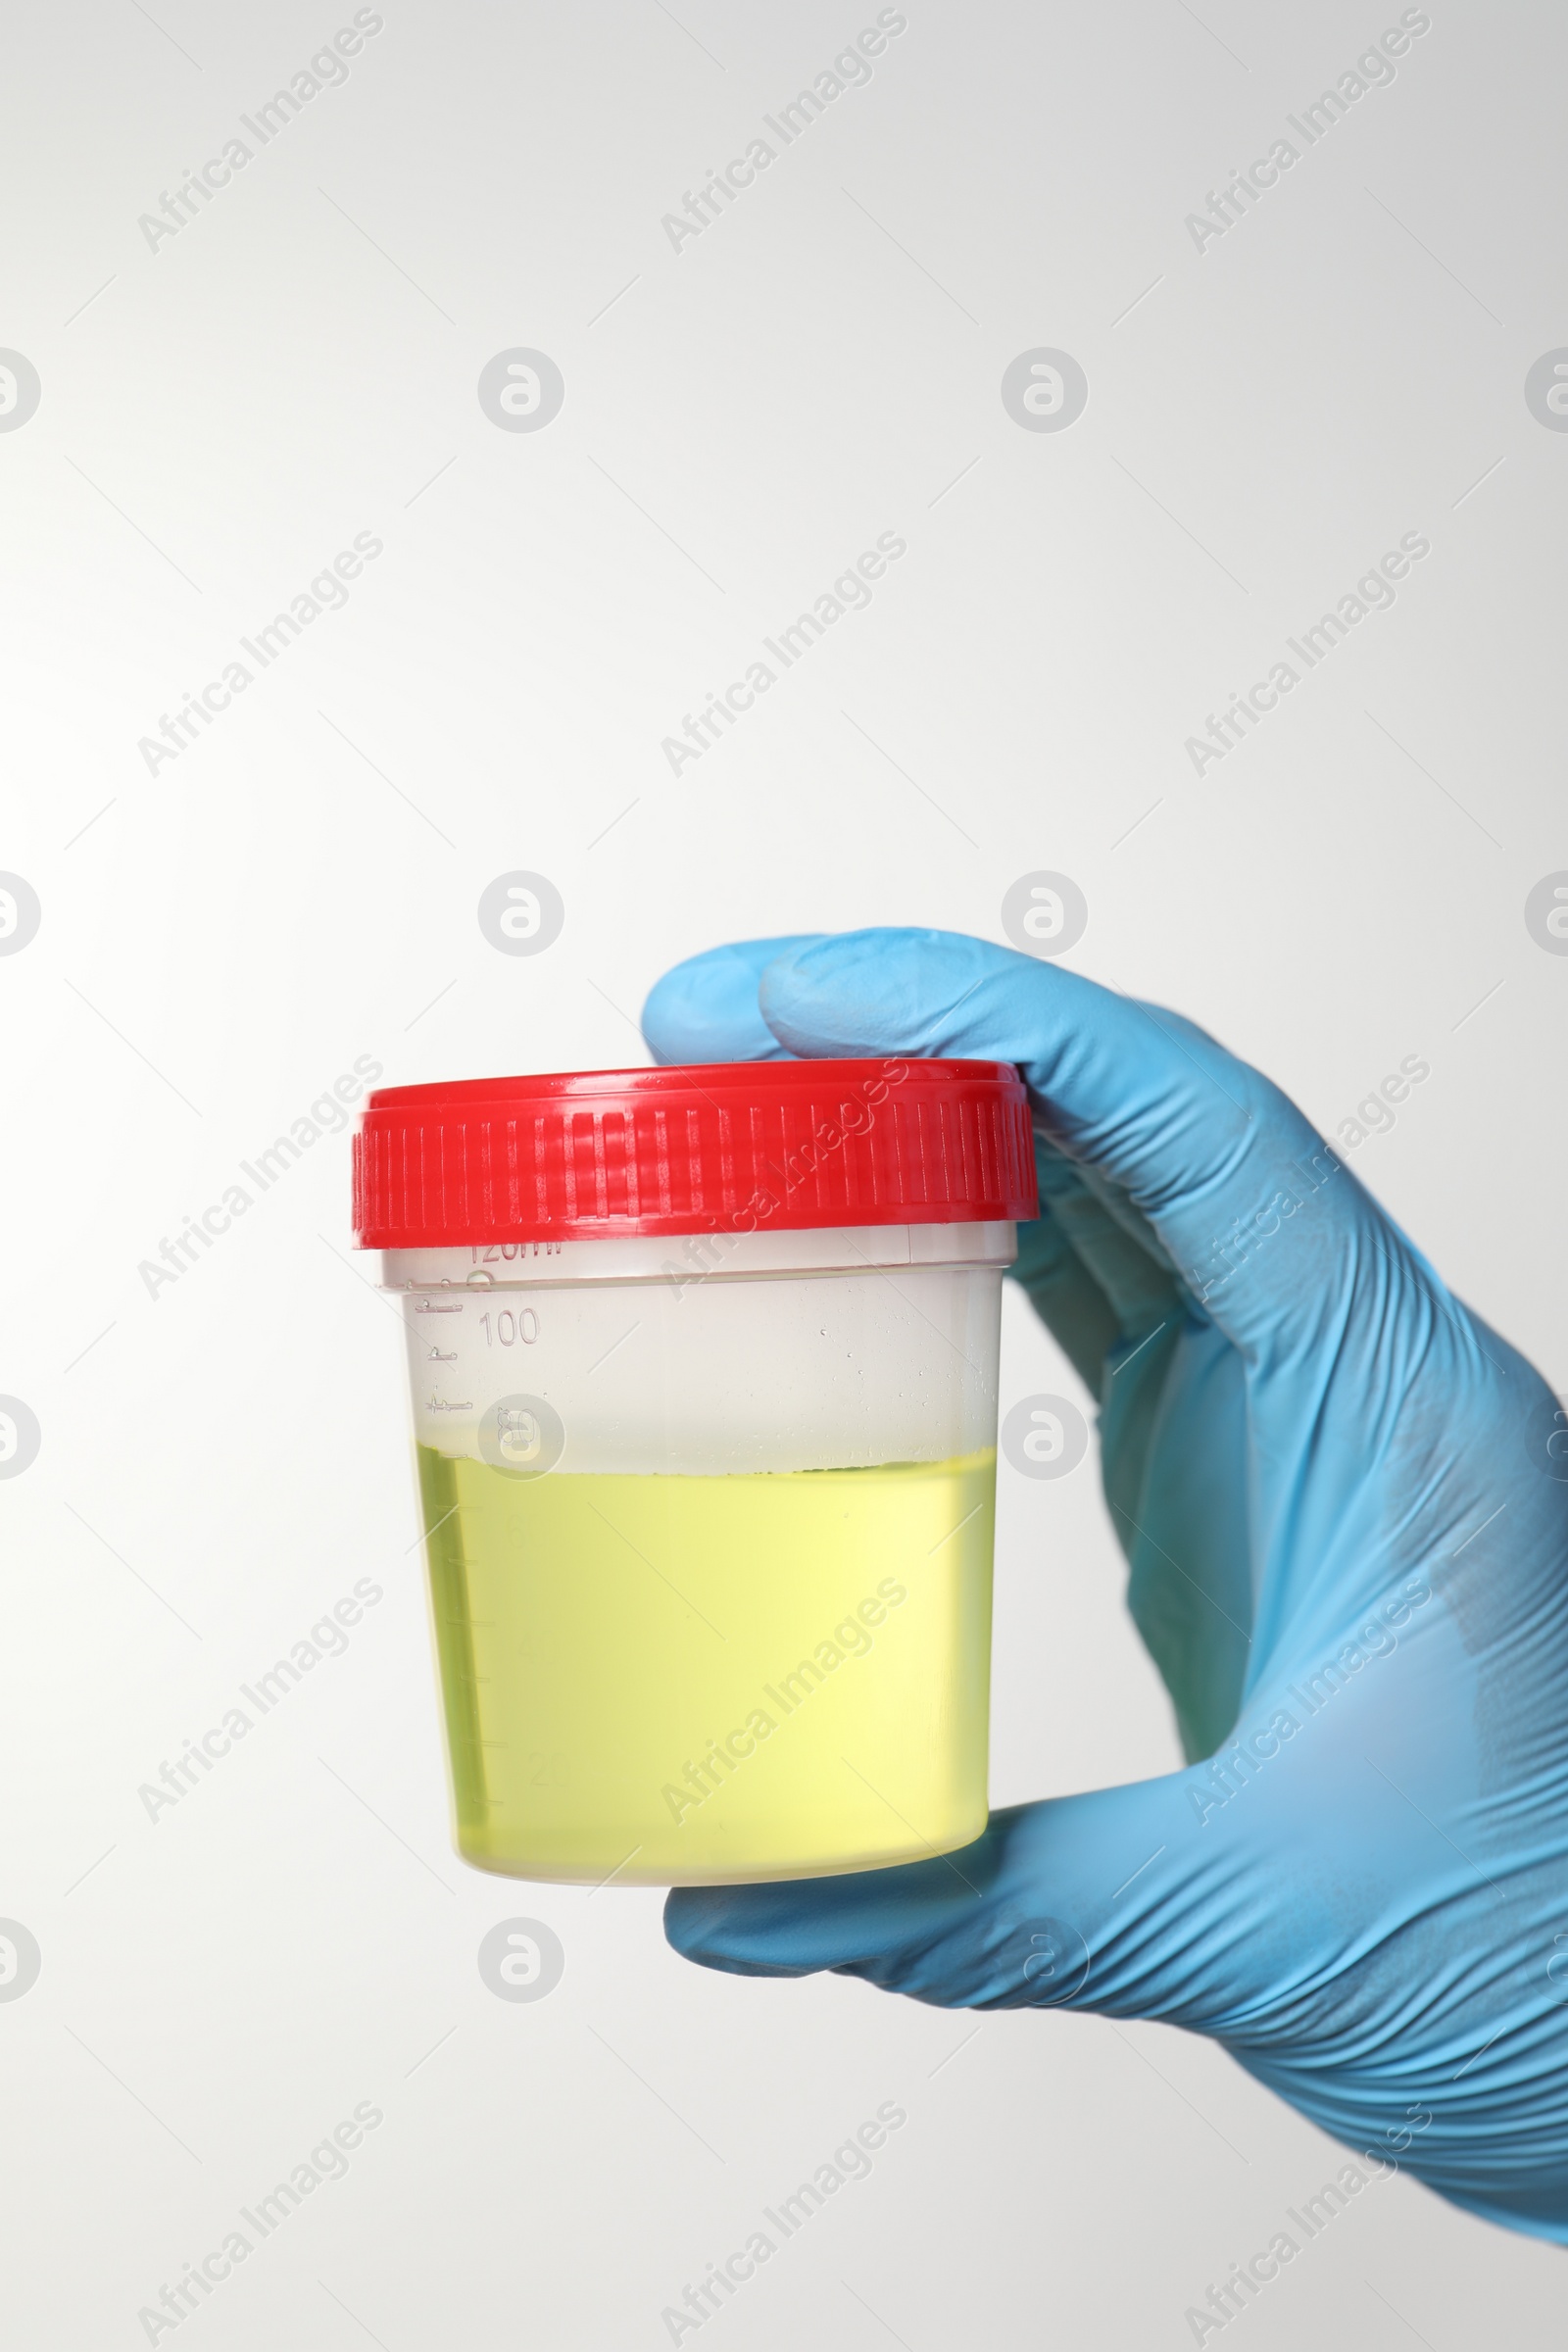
[667,1763,1274,2026]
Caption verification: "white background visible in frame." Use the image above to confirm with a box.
[3,0,1566,2342]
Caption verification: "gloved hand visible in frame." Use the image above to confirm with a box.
[641,927,1568,2242]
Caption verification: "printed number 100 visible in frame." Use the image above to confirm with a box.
[479,1308,539,1348]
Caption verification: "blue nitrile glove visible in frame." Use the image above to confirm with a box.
[641,928,1568,2242]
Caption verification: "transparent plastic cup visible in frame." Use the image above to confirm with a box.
[354,1057,1036,1886]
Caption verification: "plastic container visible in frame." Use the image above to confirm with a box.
[353,1055,1036,1886]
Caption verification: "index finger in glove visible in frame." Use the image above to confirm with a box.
[750,927,1401,1362]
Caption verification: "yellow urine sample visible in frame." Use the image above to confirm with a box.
[415,1446,996,1885]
